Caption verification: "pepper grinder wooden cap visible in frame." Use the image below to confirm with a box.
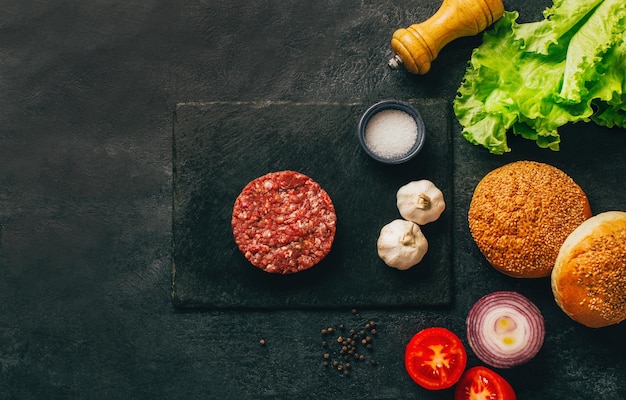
[389,0,504,74]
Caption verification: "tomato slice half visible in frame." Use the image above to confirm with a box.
[454,366,517,400]
[404,327,468,390]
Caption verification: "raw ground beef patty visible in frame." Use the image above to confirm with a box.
[231,170,337,274]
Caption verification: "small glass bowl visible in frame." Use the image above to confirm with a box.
[357,100,426,164]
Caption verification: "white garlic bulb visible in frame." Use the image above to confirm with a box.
[377,219,429,270]
[396,180,445,225]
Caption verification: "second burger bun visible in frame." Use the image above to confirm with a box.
[552,211,626,328]
[468,161,592,278]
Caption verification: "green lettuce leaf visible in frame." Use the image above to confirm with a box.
[453,0,626,154]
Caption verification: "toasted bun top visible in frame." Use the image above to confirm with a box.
[468,161,591,278]
[552,211,626,328]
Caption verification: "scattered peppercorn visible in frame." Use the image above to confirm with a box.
[320,310,381,377]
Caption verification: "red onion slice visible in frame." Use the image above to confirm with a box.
[466,291,545,368]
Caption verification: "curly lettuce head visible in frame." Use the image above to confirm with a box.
[454,0,626,154]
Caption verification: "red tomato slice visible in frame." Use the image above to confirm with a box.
[455,366,517,400]
[404,327,468,390]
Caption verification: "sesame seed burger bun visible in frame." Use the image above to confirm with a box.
[468,161,591,278]
[551,211,626,328]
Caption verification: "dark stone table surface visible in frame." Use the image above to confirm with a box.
[1,1,624,399]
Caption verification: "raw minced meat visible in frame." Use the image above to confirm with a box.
[231,170,337,274]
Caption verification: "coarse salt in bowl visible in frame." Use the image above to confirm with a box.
[358,100,425,164]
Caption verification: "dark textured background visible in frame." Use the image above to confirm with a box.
[1,0,625,399]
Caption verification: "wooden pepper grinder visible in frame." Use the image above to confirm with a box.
[388,0,504,74]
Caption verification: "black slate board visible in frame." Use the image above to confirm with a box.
[171,100,452,309]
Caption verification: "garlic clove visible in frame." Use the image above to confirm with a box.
[377,219,429,270]
[396,180,446,225]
